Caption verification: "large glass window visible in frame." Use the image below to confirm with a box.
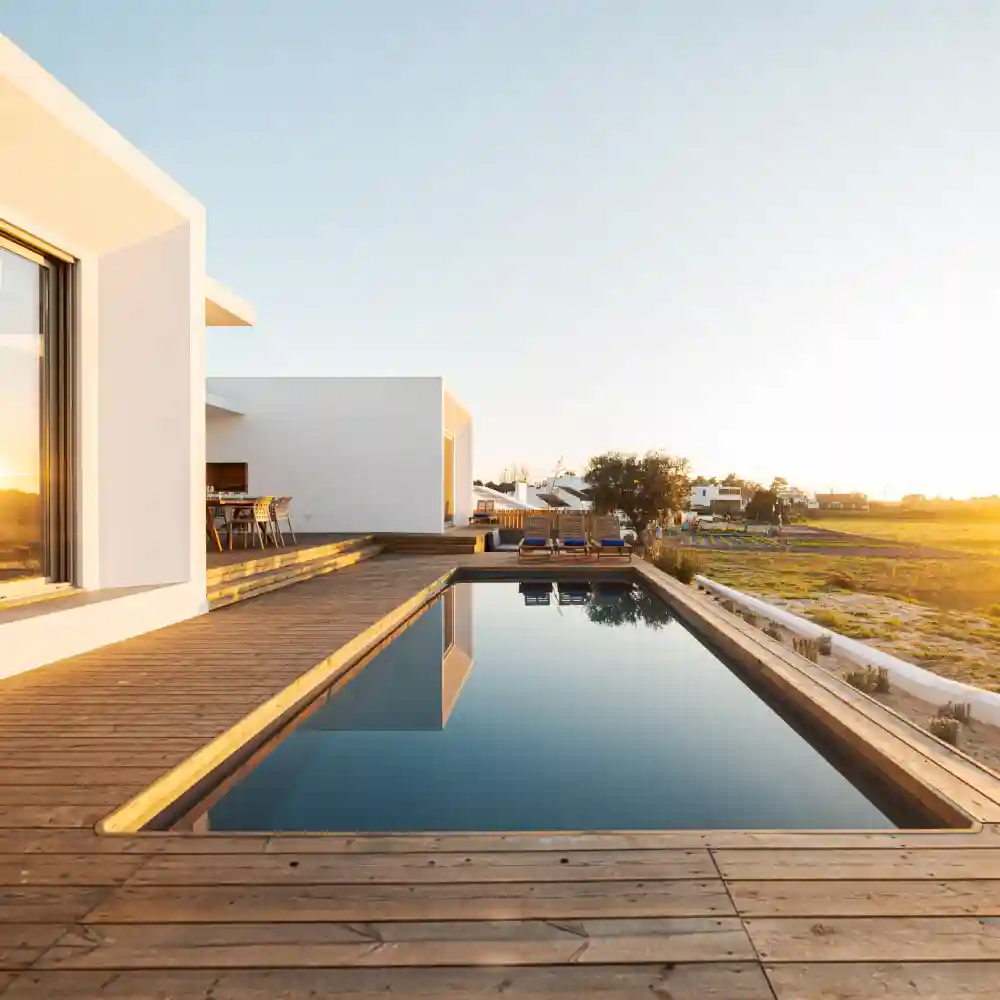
[0,232,74,593]
[0,244,44,586]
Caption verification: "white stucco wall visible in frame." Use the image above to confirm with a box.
[206,377,451,534]
[0,37,224,678]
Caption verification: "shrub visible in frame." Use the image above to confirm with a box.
[817,632,833,655]
[937,701,972,724]
[928,716,960,746]
[651,545,705,585]
[843,665,891,694]
[742,610,761,628]
[793,637,819,663]
[764,623,782,640]
[827,571,858,591]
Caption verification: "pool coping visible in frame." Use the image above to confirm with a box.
[98,558,1000,840]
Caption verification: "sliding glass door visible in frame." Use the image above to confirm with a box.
[0,243,44,586]
[0,232,74,593]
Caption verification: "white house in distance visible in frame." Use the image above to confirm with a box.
[206,377,473,534]
[0,36,255,679]
[689,484,745,514]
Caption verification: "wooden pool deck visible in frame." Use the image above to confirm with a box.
[2,553,1000,997]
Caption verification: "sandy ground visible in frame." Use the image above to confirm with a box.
[703,589,1000,775]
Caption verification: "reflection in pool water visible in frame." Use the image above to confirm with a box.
[192,580,909,833]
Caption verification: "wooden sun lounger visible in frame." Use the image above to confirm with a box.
[470,499,499,525]
[593,514,633,560]
[556,511,595,558]
[518,515,555,559]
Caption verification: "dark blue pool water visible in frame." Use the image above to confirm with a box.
[197,580,905,832]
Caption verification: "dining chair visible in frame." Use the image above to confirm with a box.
[271,496,296,545]
[230,496,275,549]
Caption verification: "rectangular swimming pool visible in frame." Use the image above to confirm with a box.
[177,579,933,832]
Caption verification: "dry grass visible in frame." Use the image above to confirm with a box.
[701,550,1000,614]
[812,516,1000,556]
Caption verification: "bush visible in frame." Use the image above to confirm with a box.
[937,701,972,724]
[650,545,705,585]
[793,637,820,663]
[742,610,761,628]
[818,632,833,656]
[928,716,960,746]
[827,571,858,591]
[764,623,782,640]
[843,665,891,694]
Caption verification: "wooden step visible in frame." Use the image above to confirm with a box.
[206,536,374,588]
[208,543,383,610]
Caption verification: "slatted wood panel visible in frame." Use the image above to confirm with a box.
[2,551,1000,997]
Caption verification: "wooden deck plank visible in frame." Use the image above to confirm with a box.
[0,855,144,887]
[0,964,775,999]
[729,880,1000,917]
[86,880,734,923]
[128,849,717,886]
[747,916,1000,962]
[36,917,754,969]
[715,848,1000,880]
[765,962,1000,999]
[0,887,110,922]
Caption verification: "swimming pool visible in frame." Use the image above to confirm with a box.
[179,579,931,832]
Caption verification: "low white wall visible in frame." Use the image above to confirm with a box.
[207,377,446,534]
[0,582,206,682]
[696,576,1000,728]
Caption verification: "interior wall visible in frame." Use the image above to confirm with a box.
[444,392,473,528]
[207,377,445,534]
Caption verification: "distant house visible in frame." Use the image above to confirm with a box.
[690,485,745,514]
[777,486,819,510]
[815,492,869,512]
[473,483,538,511]
[527,475,594,511]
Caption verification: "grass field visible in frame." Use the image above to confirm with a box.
[810,515,1000,556]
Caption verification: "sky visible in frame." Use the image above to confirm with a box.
[4,1,999,499]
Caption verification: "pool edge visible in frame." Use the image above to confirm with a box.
[97,569,456,835]
[98,559,1000,837]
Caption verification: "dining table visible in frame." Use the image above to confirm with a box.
[206,495,271,552]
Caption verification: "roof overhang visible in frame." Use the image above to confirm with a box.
[206,277,255,327]
[205,392,244,416]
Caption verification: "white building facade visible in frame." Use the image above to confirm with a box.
[0,37,253,679]
[206,377,473,534]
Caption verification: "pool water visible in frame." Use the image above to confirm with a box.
[193,579,912,832]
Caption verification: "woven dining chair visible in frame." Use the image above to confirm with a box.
[271,496,296,545]
[230,496,275,549]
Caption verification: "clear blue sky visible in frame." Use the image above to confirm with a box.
[5,1,999,497]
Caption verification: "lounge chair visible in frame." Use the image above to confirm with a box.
[518,515,555,559]
[556,511,595,558]
[519,581,553,606]
[593,513,633,560]
[470,499,499,525]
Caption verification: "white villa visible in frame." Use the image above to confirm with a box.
[0,37,473,680]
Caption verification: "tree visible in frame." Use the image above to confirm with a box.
[586,582,674,630]
[692,475,718,486]
[473,479,483,487]
[770,476,788,495]
[584,451,691,541]
[722,472,742,486]
[746,489,778,523]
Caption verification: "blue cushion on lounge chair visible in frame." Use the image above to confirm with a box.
[600,539,625,547]
[473,513,490,519]
[524,537,548,545]
[563,538,587,546]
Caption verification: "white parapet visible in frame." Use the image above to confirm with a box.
[695,575,1000,728]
